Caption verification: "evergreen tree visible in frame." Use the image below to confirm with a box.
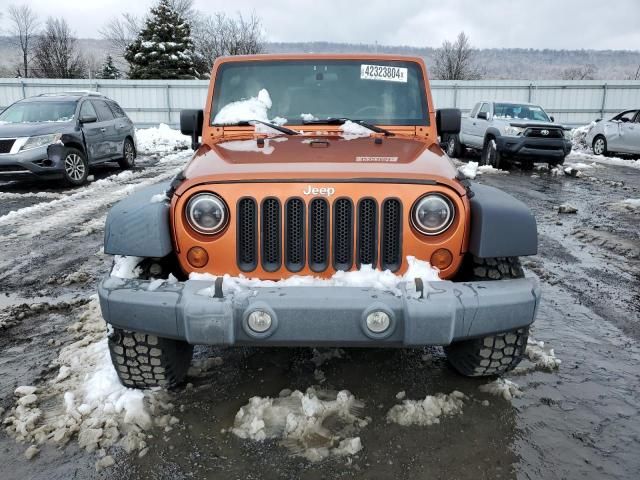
[98,55,121,79]
[124,0,198,79]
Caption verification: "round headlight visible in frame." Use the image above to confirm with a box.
[412,194,455,236]
[186,193,228,234]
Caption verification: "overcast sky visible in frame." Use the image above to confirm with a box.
[1,0,639,50]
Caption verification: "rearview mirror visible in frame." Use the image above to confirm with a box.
[436,108,461,136]
[180,109,204,150]
[476,111,488,120]
[550,115,555,122]
[80,115,97,124]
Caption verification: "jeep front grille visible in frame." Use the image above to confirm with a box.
[237,196,403,274]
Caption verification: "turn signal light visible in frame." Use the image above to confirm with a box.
[187,246,209,268]
[430,248,453,270]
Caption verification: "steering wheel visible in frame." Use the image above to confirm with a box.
[353,105,384,117]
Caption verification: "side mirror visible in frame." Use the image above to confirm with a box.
[476,111,488,120]
[436,108,461,136]
[550,115,555,122]
[180,109,204,150]
[80,115,97,124]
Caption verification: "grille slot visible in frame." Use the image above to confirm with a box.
[237,198,257,272]
[0,139,16,154]
[381,199,402,272]
[261,198,281,272]
[357,199,377,268]
[308,198,329,272]
[285,198,305,272]
[333,199,353,271]
[525,128,563,138]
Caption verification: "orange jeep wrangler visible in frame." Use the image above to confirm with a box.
[98,54,540,389]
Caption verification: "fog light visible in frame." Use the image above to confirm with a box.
[187,246,209,268]
[430,248,453,270]
[366,311,390,333]
[247,310,272,333]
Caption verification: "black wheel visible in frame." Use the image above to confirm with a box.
[108,327,193,389]
[592,135,607,156]
[118,138,136,169]
[521,160,534,171]
[62,148,89,186]
[481,138,502,168]
[445,134,463,158]
[446,256,529,377]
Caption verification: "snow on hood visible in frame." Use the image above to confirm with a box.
[213,89,273,125]
[340,120,373,139]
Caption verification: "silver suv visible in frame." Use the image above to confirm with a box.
[448,101,572,168]
[586,109,640,156]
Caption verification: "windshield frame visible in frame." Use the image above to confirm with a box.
[0,100,78,124]
[210,59,430,128]
[492,102,550,122]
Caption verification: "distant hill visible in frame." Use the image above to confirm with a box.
[1,37,639,80]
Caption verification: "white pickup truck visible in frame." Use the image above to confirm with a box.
[446,101,572,168]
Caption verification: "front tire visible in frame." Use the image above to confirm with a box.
[446,256,529,377]
[108,328,193,389]
[118,138,136,169]
[445,134,463,158]
[592,135,608,156]
[481,138,502,168]
[62,148,89,186]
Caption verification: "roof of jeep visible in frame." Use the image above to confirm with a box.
[212,53,427,66]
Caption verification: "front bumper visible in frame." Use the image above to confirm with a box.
[98,276,541,347]
[0,146,64,180]
[496,136,572,160]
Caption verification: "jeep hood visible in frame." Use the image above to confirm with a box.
[179,135,465,195]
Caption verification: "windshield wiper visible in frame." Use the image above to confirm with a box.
[301,117,394,136]
[215,119,300,135]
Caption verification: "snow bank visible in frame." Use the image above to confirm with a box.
[232,387,368,462]
[194,256,441,298]
[213,89,272,125]
[525,338,562,370]
[458,161,509,179]
[4,298,177,464]
[386,391,466,426]
[567,150,640,170]
[569,122,596,150]
[479,378,523,401]
[135,123,190,154]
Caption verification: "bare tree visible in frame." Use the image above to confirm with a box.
[561,64,597,80]
[432,32,483,80]
[32,17,86,78]
[7,4,40,78]
[626,64,640,81]
[99,13,142,55]
[193,12,264,72]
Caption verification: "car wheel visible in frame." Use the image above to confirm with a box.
[482,138,502,168]
[62,148,89,186]
[118,138,136,169]
[592,135,607,156]
[445,134,463,158]
[446,256,529,377]
[108,327,193,389]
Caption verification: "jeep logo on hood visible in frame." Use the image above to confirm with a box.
[303,185,335,196]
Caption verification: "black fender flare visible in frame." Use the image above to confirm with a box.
[467,183,537,258]
[483,127,502,147]
[104,182,173,257]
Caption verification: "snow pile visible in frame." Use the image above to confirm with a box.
[458,161,509,179]
[613,198,640,212]
[386,391,466,426]
[232,387,368,462]
[150,192,169,203]
[135,123,190,154]
[567,151,640,170]
[213,89,272,125]
[4,298,177,466]
[194,256,441,298]
[570,122,596,150]
[525,338,562,370]
[301,113,318,121]
[111,255,143,279]
[340,120,372,138]
[479,378,523,401]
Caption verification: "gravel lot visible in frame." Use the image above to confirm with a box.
[0,148,639,480]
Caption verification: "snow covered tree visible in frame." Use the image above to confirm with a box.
[124,0,198,79]
[98,55,122,79]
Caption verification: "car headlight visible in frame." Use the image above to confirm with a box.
[186,193,228,234]
[503,126,524,136]
[411,194,455,236]
[18,133,61,152]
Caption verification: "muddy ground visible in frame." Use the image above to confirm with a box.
[0,150,639,479]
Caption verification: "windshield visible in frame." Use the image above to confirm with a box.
[0,101,77,124]
[211,60,428,126]
[493,103,550,122]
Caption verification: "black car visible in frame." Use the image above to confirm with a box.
[0,92,136,186]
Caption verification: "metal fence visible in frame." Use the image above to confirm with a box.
[1,78,639,127]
